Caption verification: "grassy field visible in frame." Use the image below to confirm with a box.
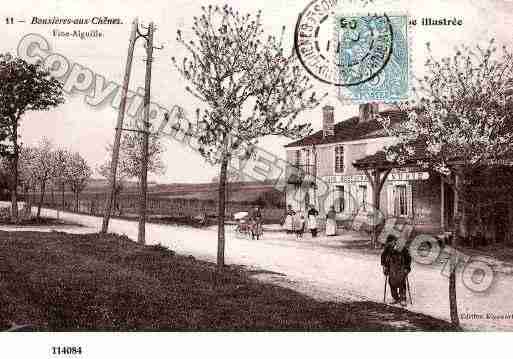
[79,178,285,205]
[31,179,286,223]
[0,230,455,331]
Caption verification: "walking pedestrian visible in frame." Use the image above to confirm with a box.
[381,234,412,306]
[307,205,319,237]
[325,205,337,236]
[250,206,263,240]
[295,214,306,240]
[251,206,262,224]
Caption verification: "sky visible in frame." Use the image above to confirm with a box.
[3,0,513,183]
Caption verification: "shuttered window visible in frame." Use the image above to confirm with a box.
[335,145,344,173]
[394,185,408,216]
[305,149,311,175]
[336,185,345,212]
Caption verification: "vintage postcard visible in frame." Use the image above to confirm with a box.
[1,0,513,357]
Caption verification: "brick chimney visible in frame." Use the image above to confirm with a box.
[322,104,334,137]
[359,103,379,122]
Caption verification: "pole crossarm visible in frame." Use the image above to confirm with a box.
[136,23,151,41]
[115,127,156,136]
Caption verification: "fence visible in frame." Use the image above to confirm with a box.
[31,191,284,223]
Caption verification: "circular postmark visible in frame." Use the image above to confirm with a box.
[294,0,394,86]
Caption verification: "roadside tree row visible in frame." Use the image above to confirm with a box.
[17,138,92,218]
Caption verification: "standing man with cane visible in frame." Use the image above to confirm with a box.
[381,234,412,306]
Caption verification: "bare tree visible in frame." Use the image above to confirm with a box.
[98,161,128,215]
[53,148,72,210]
[66,152,92,212]
[31,138,57,218]
[0,54,65,220]
[18,146,38,207]
[99,130,165,214]
[173,5,324,272]
[117,130,165,181]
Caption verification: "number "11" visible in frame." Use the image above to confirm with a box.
[6,17,14,24]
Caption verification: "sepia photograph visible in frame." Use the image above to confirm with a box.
[1,0,513,357]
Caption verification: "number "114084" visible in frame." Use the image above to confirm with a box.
[51,346,83,355]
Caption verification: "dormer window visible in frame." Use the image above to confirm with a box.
[335,145,344,173]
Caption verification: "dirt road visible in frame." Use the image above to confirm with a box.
[3,206,513,331]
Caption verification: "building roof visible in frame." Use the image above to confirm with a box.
[352,139,428,169]
[284,110,406,148]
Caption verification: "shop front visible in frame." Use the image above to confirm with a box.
[320,169,442,232]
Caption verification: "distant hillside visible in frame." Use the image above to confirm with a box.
[85,178,157,192]
[83,179,285,207]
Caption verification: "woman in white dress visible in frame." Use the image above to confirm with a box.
[307,205,319,237]
[326,206,337,236]
[283,205,295,234]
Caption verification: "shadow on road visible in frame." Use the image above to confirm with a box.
[0,230,456,331]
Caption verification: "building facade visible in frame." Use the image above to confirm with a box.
[284,104,452,234]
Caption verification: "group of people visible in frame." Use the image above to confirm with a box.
[279,205,413,306]
[235,206,263,240]
[282,205,338,239]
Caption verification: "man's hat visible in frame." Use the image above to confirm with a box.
[386,234,398,243]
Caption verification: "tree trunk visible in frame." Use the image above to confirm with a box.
[372,182,380,248]
[61,183,65,210]
[114,187,120,216]
[449,259,460,327]
[455,171,470,245]
[23,186,29,206]
[449,171,461,328]
[217,155,229,272]
[459,202,468,244]
[23,185,31,219]
[364,168,389,249]
[10,121,19,221]
[75,191,79,212]
[37,181,46,218]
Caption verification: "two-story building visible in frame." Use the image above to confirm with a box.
[284,104,454,234]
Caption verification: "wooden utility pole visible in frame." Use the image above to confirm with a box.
[101,19,138,234]
[440,178,445,232]
[313,145,317,207]
[137,22,154,245]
